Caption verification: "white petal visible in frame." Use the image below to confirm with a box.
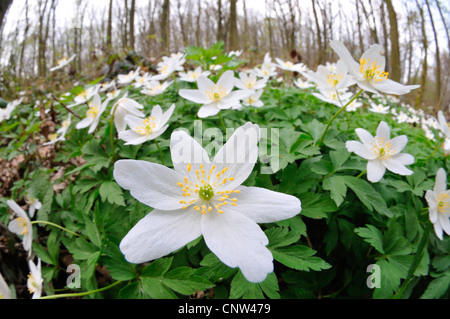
[438,213,450,236]
[197,75,216,93]
[361,44,386,71]
[113,160,185,210]
[7,199,28,219]
[179,89,211,104]
[346,140,378,160]
[433,221,444,240]
[382,158,413,176]
[390,135,408,154]
[372,80,420,95]
[213,122,260,191]
[355,128,375,146]
[329,40,361,78]
[156,103,175,129]
[197,103,221,118]
[201,209,273,283]
[120,208,202,263]
[170,130,211,174]
[390,153,414,166]
[434,168,447,195]
[230,186,301,223]
[367,159,386,183]
[376,121,390,140]
[151,104,163,119]
[75,117,93,130]
[217,70,236,93]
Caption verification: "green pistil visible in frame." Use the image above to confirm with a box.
[199,184,214,201]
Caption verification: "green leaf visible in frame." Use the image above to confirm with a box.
[299,192,337,219]
[270,245,331,272]
[266,227,299,249]
[99,181,125,206]
[162,267,214,295]
[354,224,385,254]
[322,176,347,207]
[420,273,450,299]
[141,277,178,299]
[229,271,279,299]
[141,257,173,277]
[342,176,392,217]
[197,253,237,283]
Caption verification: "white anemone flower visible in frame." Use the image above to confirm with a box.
[368,103,390,114]
[117,67,141,85]
[330,40,420,95]
[312,88,353,107]
[141,80,173,96]
[111,97,145,133]
[27,259,43,299]
[0,272,11,299]
[76,94,110,134]
[179,67,211,83]
[106,89,122,99]
[242,90,264,108]
[302,60,356,92]
[7,199,33,257]
[275,58,308,73]
[67,85,99,108]
[425,168,450,240]
[179,70,254,118]
[24,195,42,218]
[114,122,301,283]
[151,55,185,81]
[346,121,414,183]
[43,114,72,146]
[228,50,243,57]
[0,98,22,122]
[49,54,76,72]
[98,80,116,92]
[118,104,175,145]
[235,70,267,91]
[132,74,153,89]
[294,78,315,89]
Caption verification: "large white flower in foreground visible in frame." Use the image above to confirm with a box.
[118,104,175,145]
[49,54,76,72]
[76,94,110,134]
[425,168,450,240]
[179,70,254,118]
[330,40,420,95]
[27,258,43,299]
[7,199,33,257]
[346,121,414,183]
[114,122,301,283]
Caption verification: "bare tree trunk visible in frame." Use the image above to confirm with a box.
[384,0,401,82]
[435,0,450,52]
[129,0,135,51]
[196,0,201,46]
[160,0,170,54]
[380,0,389,72]
[425,0,442,110]
[217,0,224,43]
[228,0,238,51]
[19,0,30,79]
[414,0,427,108]
[106,0,113,50]
[355,0,364,54]
[311,0,322,65]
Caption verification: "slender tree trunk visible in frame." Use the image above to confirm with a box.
[380,0,389,72]
[228,0,238,51]
[160,0,171,55]
[106,0,113,49]
[384,0,401,82]
[425,0,442,110]
[414,0,427,108]
[129,0,135,51]
[195,0,201,46]
[217,0,224,43]
[311,0,322,65]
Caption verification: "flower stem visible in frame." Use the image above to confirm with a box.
[30,220,83,238]
[218,113,227,132]
[393,222,432,299]
[317,89,363,147]
[38,280,122,299]
[424,137,445,162]
[155,139,165,165]
[356,169,367,179]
